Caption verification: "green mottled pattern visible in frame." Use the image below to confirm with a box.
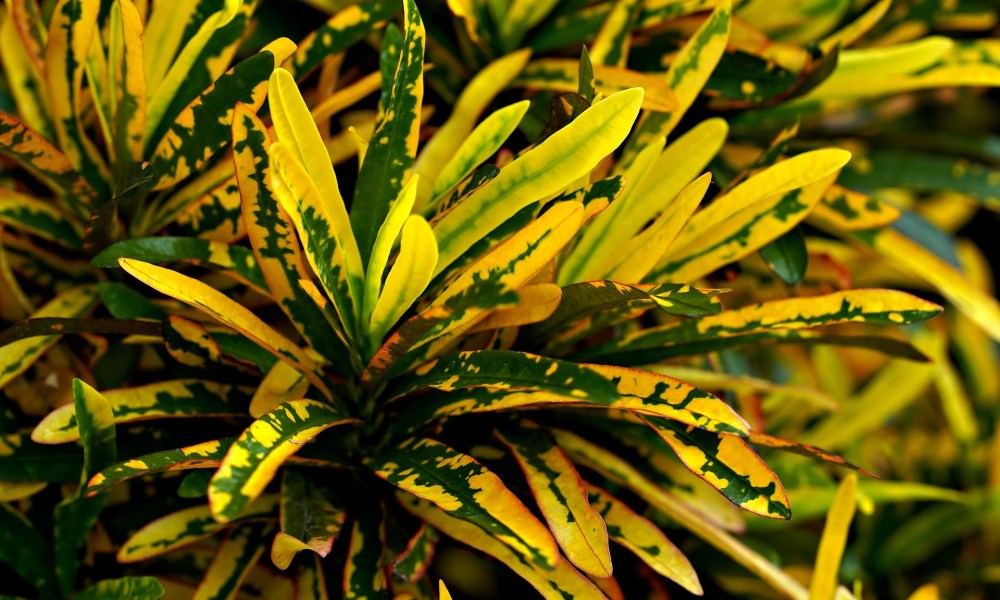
[526,280,720,346]
[210,400,351,521]
[146,0,257,150]
[392,525,438,582]
[280,469,347,553]
[93,237,266,290]
[578,289,942,365]
[234,110,355,372]
[290,1,397,78]
[351,0,424,266]
[76,577,164,600]
[150,46,276,190]
[119,497,277,562]
[195,524,270,600]
[88,438,235,495]
[0,111,97,216]
[0,192,83,248]
[344,505,386,599]
[369,437,555,569]
[644,416,791,519]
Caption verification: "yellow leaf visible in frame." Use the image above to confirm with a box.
[809,474,858,600]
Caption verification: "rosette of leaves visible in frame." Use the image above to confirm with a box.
[6,2,956,599]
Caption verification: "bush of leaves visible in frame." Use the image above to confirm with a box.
[1,0,998,598]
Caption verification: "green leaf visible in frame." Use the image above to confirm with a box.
[93,237,267,291]
[351,0,425,267]
[368,437,559,569]
[578,46,596,102]
[76,577,165,600]
[758,226,808,285]
[0,502,56,598]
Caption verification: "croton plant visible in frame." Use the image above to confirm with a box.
[1,0,999,599]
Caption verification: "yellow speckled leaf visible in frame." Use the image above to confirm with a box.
[497,421,612,578]
[193,523,271,600]
[250,360,309,419]
[369,437,559,569]
[399,494,608,599]
[586,483,701,594]
[209,400,357,522]
[642,417,791,519]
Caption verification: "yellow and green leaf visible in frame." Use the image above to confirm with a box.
[288,1,398,78]
[391,350,748,435]
[192,523,271,600]
[392,524,438,583]
[585,483,702,594]
[110,0,146,169]
[33,379,251,444]
[44,0,110,194]
[514,60,677,113]
[642,416,791,519]
[93,237,267,291]
[579,289,943,365]
[87,438,234,496]
[399,494,607,600]
[350,0,424,266]
[415,50,532,209]
[0,285,98,391]
[432,88,642,275]
[497,421,612,578]
[0,111,98,216]
[233,104,355,372]
[209,399,357,522]
[367,437,559,569]
[623,0,731,160]
[118,495,278,563]
[149,38,296,191]
[118,258,330,396]
[368,215,437,348]
[0,189,83,249]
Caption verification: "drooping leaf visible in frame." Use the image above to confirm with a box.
[271,469,347,570]
[118,496,278,563]
[368,437,559,569]
[497,421,612,578]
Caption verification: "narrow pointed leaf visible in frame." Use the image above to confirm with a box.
[233,104,354,372]
[642,416,791,519]
[399,495,608,600]
[586,484,701,594]
[87,438,234,495]
[369,215,437,346]
[368,437,559,569]
[193,524,271,600]
[272,469,347,570]
[33,380,251,444]
[288,1,399,78]
[579,289,942,364]
[432,88,642,276]
[118,258,330,396]
[497,421,612,578]
[351,0,425,265]
[118,496,278,563]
